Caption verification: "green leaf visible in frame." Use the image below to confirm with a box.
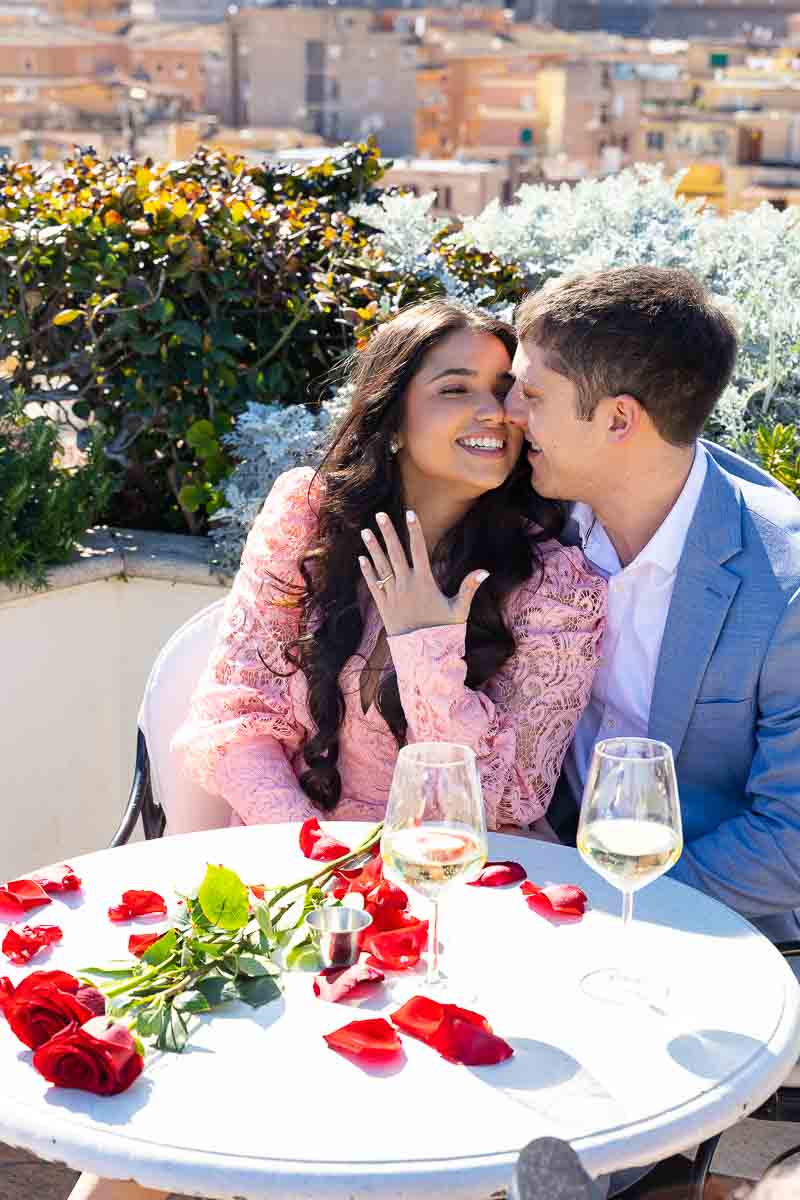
[141,929,178,966]
[177,991,211,1015]
[253,899,273,938]
[133,1007,163,1039]
[157,1003,189,1053]
[233,973,281,1008]
[80,965,139,980]
[197,863,250,931]
[285,935,320,971]
[237,955,271,977]
[187,938,228,960]
[178,483,205,513]
[186,419,216,448]
[53,308,83,326]
[196,974,241,1007]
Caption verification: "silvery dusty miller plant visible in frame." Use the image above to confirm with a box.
[216,167,800,567]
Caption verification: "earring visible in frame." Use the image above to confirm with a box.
[389,435,400,455]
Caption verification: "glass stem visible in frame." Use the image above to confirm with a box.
[621,890,634,928]
[426,898,440,985]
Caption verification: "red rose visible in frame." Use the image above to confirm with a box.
[33,1017,144,1096]
[4,970,98,1050]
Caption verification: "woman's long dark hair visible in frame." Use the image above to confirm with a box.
[278,300,565,811]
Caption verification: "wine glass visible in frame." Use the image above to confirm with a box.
[576,736,683,1006]
[381,742,488,989]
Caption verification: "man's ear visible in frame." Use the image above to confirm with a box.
[607,394,641,443]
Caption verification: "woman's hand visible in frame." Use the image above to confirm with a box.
[359,510,489,637]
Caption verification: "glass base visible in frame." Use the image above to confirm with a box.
[580,967,669,1012]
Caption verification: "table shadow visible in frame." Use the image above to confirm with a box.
[44,1074,155,1122]
[667,1028,767,1080]
[469,1038,631,1134]
[576,876,754,940]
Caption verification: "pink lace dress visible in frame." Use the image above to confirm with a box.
[173,468,607,831]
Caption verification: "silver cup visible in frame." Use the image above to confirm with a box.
[306,907,373,969]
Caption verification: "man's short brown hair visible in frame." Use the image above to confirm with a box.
[514,266,738,446]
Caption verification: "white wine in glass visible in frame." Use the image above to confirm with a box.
[381,742,487,987]
[577,737,683,1005]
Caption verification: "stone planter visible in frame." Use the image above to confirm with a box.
[0,529,229,880]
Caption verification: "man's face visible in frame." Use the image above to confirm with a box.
[506,339,607,502]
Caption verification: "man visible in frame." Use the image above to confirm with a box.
[505,265,800,944]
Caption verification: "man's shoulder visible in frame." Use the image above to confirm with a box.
[703,442,800,587]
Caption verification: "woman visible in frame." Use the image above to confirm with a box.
[174,299,606,834]
[68,301,605,1200]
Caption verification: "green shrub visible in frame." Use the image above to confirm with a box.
[0,393,114,589]
[755,423,800,498]
[0,142,518,537]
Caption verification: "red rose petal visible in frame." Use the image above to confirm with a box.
[313,962,385,1002]
[433,1015,515,1066]
[467,861,527,888]
[390,994,448,1041]
[391,996,513,1066]
[0,976,14,1015]
[298,818,350,862]
[323,1017,402,1062]
[30,864,82,894]
[74,985,106,1016]
[365,878,408,910]
[127,932,165,958]
[107,890,167,922]
[521,880,587,919]
[2,925,63,965]
[362,920,428,970]
[0,879,52,916]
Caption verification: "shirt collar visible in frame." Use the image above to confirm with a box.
[571,443,708,578]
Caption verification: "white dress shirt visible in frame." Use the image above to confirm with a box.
[562,443,709,804]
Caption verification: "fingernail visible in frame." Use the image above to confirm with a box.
[376,512,387,526]
[476,571,489,584]
[358,556,368,569]
[406,510,416,524]
[361,529,372,542]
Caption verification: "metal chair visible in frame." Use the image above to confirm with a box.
[110,597,230,846]
[690,941,800,1200]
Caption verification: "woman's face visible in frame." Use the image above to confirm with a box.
[396,329,522,504]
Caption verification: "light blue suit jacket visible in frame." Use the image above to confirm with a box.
[554,442,800,943]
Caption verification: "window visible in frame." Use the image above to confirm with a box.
[646,130,665,150]
[501,179,512,205]
[709,52,728,67]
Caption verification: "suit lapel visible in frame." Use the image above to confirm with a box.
[648,457,743,760]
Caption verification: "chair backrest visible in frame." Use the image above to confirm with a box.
[138,597,230,835]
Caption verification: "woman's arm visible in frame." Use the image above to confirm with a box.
[389,545,606,831]
[172,467,320,825]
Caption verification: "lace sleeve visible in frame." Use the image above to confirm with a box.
[172,467,320,825]
[388,545,606,830]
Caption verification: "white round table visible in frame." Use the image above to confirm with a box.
[1,824,798,1200]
